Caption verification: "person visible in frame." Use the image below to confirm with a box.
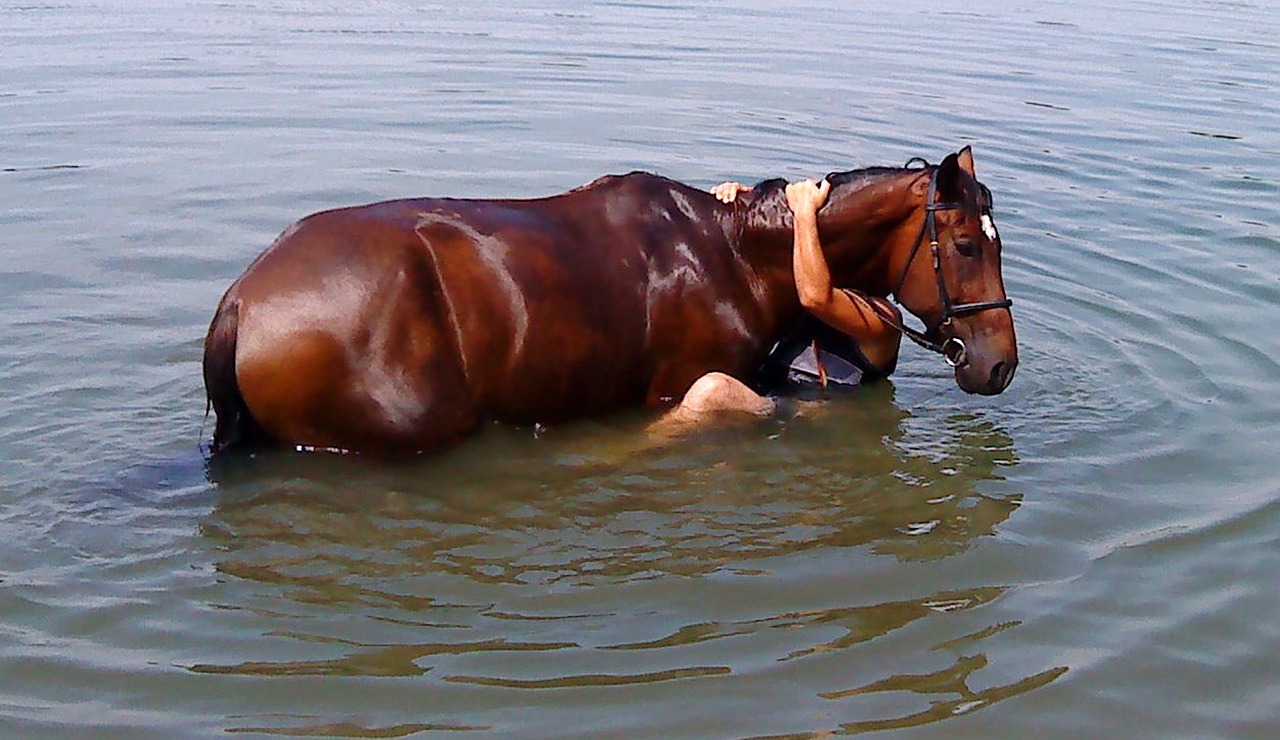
[651,177,904,436]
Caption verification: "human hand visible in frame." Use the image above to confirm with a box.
[710,181,750,203]
[784,179,830,217]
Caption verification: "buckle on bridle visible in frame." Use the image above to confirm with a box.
[941,336,968,368]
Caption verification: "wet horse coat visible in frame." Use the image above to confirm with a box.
[204,148,1016,455]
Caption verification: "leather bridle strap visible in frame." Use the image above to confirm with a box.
[854,290,947,355]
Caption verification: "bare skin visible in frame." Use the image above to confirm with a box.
[649,178,903,438]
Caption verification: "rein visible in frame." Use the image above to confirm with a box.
[854,160,1012,368]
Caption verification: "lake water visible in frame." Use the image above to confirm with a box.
[3,0,1279,736]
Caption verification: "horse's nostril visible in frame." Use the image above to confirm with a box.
[990,361,1010,390]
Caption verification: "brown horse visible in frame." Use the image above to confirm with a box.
[204,146,1016,456]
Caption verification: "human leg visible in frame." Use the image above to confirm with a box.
[676,371,775,415]
[646,371,775,441]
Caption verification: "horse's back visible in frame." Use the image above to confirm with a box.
[410,194,655,421]
[403,173,744,418]
[213,178,647,451]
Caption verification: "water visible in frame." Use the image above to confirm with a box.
[3,0,1279,736]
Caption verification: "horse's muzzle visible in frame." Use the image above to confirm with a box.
[955,355,1017,395]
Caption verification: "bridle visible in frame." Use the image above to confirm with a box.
[858,160,1013,368]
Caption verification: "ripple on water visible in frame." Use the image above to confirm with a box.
[138,410,1048,736]
[3,0,1280,736]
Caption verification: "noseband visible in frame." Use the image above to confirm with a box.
[862,161,1013,368]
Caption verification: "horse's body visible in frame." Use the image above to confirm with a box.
[205,148,1016,455]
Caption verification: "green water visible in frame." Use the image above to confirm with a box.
[2,0,1278,736]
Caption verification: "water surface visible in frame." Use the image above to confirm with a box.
[2,0,1279,737]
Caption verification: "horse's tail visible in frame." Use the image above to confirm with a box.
[203,296,263,453]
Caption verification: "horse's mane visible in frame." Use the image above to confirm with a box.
[740,166,921,232]
[739,177,791,231]
[824,165,918,190]
[829,163,991,215]
[749,166,912,194]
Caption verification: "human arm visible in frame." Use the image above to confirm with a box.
[710,181,751,203]
[786,179,902,371]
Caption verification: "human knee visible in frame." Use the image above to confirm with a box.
[683,372,734,410]
[683,371,772,414]
[690,370,735,395]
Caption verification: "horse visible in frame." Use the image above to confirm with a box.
[203,146,1016,456]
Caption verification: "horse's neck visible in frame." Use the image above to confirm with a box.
[821,171,923,291]
[734,171,921,297]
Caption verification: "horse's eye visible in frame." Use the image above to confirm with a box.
[955,239,978,258]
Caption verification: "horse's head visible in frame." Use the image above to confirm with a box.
[891,147,1017,395]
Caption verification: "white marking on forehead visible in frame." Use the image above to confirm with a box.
[980,213,998,242]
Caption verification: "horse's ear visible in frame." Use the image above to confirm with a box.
[937,151,963,199]
[957,146,976,177]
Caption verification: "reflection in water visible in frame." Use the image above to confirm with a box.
[822,656,1068,734]
[204,393,1021,585]
[193,637,577,677]
[198,393,1061,733]
[446,665,733,689]
[226,722,486,737]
